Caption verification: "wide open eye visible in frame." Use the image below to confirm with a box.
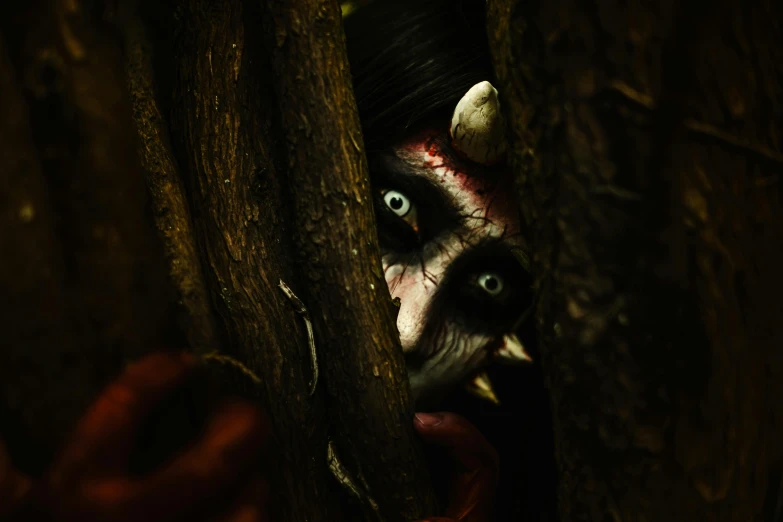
[477,272,504,296]
[380,188,419,236]
[433,244,534,337]
[374,188,421,253]
[383,190,412,217]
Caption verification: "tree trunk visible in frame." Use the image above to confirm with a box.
[488,0,783,520]
[126,0,437,519]
[260,1,438,520]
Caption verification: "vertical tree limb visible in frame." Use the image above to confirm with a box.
[264,0,436,520]
[157,0,345,520]
[123,10,221,354]
[489,0,783,520]
[260,1,438,520]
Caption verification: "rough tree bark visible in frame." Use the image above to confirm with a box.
[1,0,436,520]
[261,1,438,520]
[124,0,345,520]
[488,0,783,521]
[139,0,436,517]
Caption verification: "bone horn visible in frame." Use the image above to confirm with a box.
[449,81,507,165]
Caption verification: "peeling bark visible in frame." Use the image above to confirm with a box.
[488,0,783,520]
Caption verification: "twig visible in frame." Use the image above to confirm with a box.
[327,440,381,516]
[349,132,362,153]
[278,279,318,395]
[201,351,263,386]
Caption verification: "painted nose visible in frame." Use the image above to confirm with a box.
[383,257,445,353]
[382,233,470,354]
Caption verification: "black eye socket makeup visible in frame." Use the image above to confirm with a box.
[434,240,533,335]
[369,150,465,253]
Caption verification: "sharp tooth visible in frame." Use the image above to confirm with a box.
[465,371,500,405]
[495,333,533,364]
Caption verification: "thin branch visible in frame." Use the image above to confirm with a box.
[123,10,221,354]
[201,352,263,386]
[327,440,382,518]
[279,279,319,395]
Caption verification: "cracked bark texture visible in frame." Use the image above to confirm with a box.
[488,0,783,521]
[137,0,345,520]
[260,1,438,520]
[134,0,436,519]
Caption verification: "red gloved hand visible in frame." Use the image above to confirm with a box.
[414,412,499,522]
[2,353,271,522]
[1,354,499,522]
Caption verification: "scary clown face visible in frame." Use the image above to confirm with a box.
[371,82,532,403]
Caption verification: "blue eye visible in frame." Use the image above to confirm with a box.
[477,272,504,296]
[383,190,411,217]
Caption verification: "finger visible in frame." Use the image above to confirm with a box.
[209,476,270,522]
[128,400,271,522]
[58,352,194,472]
[414,412,498,472]
[414,412,498,522]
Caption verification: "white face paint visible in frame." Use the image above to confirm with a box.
[372,126,529,403]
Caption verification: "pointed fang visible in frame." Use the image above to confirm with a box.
[495,333,533,364]
[465,372,500,405]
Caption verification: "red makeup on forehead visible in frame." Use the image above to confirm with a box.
[401,125,463,172]
[398,126,519,224]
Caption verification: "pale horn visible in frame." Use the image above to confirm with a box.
[449,81,506,165]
